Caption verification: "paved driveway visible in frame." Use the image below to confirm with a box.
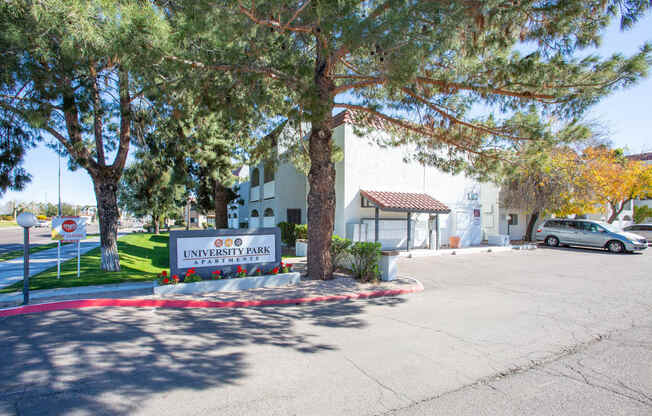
[0,248,650,415]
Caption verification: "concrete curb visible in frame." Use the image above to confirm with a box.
[0,280,424,317]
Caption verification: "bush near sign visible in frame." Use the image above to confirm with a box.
[169,228,281,279]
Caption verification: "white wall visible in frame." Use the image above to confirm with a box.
[336,124,483,248]
[274,162,308,224]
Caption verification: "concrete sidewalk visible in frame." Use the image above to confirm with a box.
[0,238,100,288]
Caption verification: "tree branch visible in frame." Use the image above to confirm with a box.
[165,55,299,89]
[400,87,534,141]
[111,66,131,176]
[333,103,498,159]
[238,1,313,33]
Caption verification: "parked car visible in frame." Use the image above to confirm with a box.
[623,224,652,246]
[535,219,647,253]
[34,220,50,228]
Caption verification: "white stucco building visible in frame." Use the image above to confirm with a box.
[240,110,513,250]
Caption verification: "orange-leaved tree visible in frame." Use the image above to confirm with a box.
[579,147,652,223]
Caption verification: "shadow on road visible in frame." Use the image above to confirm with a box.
[0,296,407,415]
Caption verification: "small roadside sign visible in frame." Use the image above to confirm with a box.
[52,216,87,241]
[51,216,87,279]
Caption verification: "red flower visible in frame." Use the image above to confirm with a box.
[286,263,293,270]
[242,269,247,274]
[237,265,243,272]
[161,270,167,277]
[212,270,221,275]
[162,277,170,284]
[272,267,279,274]
[173,275,179,282]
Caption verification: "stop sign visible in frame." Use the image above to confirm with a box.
[62,219,77,233]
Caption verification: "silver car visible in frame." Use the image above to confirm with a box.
[623,224,652,246]
[535,219,648,253]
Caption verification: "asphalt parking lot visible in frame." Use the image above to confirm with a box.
[1,247,650,415]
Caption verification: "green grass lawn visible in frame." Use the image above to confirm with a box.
[0,242,72,262]
[0,233,170,293]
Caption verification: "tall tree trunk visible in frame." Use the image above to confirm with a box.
[153,215,160,234]
[525,211,539,242]
[307,55,336,280]
[214,181,229,228]
[93,176,121,272]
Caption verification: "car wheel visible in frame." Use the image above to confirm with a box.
[607,240,625,253]
[545,236,559,247]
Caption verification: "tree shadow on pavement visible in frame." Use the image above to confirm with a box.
[0,296,407,415]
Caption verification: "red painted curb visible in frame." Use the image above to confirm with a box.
[0,284,423,317]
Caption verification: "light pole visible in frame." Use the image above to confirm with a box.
[17,212,38,305]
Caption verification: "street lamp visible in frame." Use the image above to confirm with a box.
[17,212,38,305]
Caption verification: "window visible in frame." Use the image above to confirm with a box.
[251,168,260,187]
[623,215,632,221]
[544,220,559,228]
[251,209,259,218]
[287,209,301,225]
[264,160,275,183]
[508,214,518,225]
[264,208,274,217]
[567,221,580,229]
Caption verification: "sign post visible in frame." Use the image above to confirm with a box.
[17,212,38,305]
[51,216,87,279]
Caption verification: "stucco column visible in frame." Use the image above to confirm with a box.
[375,207,379,243]
[406,211,412,251]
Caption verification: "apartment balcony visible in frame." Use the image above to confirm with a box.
[250,186,260,201]
[263,181,275,199]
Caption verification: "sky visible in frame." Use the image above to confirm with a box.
[2,13,651,207]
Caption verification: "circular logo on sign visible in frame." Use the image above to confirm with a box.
[234,238,243,247]
[62,220,77,233]
[214,239,223,248]
[225,238,233,247]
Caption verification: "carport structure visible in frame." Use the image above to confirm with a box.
[360,190,451,251]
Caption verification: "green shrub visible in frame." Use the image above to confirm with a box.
[350,242,381,282]
[295,224,308,240]
[330,235,352,272]
[277,221,297,246]
[634,205,652,224]
[1,215,14,221]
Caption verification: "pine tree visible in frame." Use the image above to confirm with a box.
[164,1,651,279]
[0,1,169,270]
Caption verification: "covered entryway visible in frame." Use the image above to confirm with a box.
[360,190,451,251]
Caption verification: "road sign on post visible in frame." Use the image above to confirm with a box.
[51,216,87,279]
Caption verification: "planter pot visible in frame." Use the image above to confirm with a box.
[295,239,308,257]
[379,250,399,281]
[154,272,301,296]
[449,236,461,249]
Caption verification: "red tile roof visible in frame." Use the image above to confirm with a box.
[361,190,451,213]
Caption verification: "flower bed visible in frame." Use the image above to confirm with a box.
[154,263,300,296]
